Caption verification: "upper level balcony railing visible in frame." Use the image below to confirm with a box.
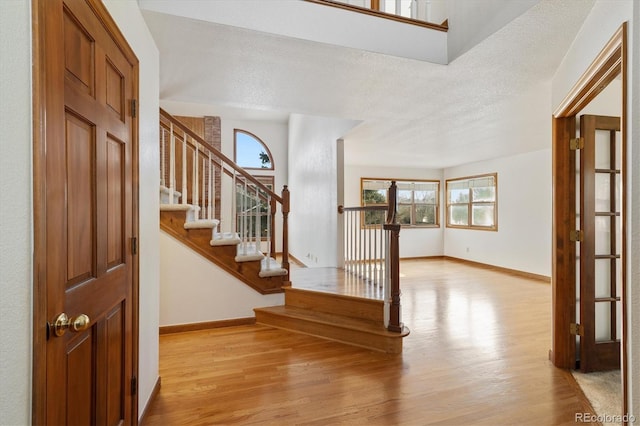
[307,0,448,30]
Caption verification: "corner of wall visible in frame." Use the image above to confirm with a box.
[0,1,34,424]
[628,0,640,418]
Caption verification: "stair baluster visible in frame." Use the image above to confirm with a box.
[181,132,187,206]
[200,157,206,219]
[207,152,213,220]
[265,193,272,271]
[160,127,166,187]
[169,122,176,205]
[232,172,237,235]
[242,179,247,255]
[254,184,260,258]
[192,141,199,214]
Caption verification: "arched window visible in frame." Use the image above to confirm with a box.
[234,129,275,240]
[234,129,274,170]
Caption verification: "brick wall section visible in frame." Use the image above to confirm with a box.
[204,116,222,222]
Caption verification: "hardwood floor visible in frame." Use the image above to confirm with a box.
[143,259,596,425]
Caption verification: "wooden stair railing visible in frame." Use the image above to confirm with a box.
[159,108,290,289]
[304,0,449,30]
[338,181,403,332]
[337,204,388,288]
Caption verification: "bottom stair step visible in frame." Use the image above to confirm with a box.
[254,305,409,354]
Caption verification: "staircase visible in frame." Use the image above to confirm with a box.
[159,109,408,353]
[159,109,290,295]
[254,193,410,354]
[255,286,409,354]
[160,205,287,294]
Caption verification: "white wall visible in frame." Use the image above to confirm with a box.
[0,1,32,424]
[443,149,552,277]
[344,165,444,258]
[551,0,637,416]
[101,0,162,418]
[575,79,622,122]
[426,0,448,25]
[159,232,284,325]
[551,1,631,110]
[447,0,539,61]
[288,114,359,267]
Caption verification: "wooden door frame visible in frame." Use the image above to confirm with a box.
[551,22,627,416]
[31,0,140,423]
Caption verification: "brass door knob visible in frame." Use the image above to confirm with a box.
[52,313,91,337]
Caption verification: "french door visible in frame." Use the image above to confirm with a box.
[577,114,622,372]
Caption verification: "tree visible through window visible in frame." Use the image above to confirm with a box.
[361,178,440,227]
[446,173,497,230]
[234,129,273,170]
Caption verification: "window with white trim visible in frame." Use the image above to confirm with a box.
[361,178,440,227]
[446,173,497,230]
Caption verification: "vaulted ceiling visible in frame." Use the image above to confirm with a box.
[141,0,595,168]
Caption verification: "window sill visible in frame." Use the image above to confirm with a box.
[445,225,498,232]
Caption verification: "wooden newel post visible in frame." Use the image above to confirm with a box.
[385,181,402,333]
[384,223,402,332]
[281,185,290,283]
[386,181,397,224]
[270,196,277,256]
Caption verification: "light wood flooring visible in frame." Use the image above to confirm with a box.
[142,259,596,425]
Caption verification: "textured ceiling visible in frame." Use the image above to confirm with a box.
[142,0,594,168]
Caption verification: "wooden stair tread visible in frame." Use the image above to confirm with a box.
[285,285,382,305]
[255,305,408,353]
[255,305,402,337]
[283,286,384,322]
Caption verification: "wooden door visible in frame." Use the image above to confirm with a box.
[33,0,138,424]
[578,114,621,372]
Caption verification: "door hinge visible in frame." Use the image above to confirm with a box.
[570,323,584,336]
[131,237,137,255]
[131,376,137,395]
[570,137,584,150]
[131,99,137,118]
[570,230,583,242]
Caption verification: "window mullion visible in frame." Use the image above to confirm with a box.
[468,188,473,228]
[411,188,415,226]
